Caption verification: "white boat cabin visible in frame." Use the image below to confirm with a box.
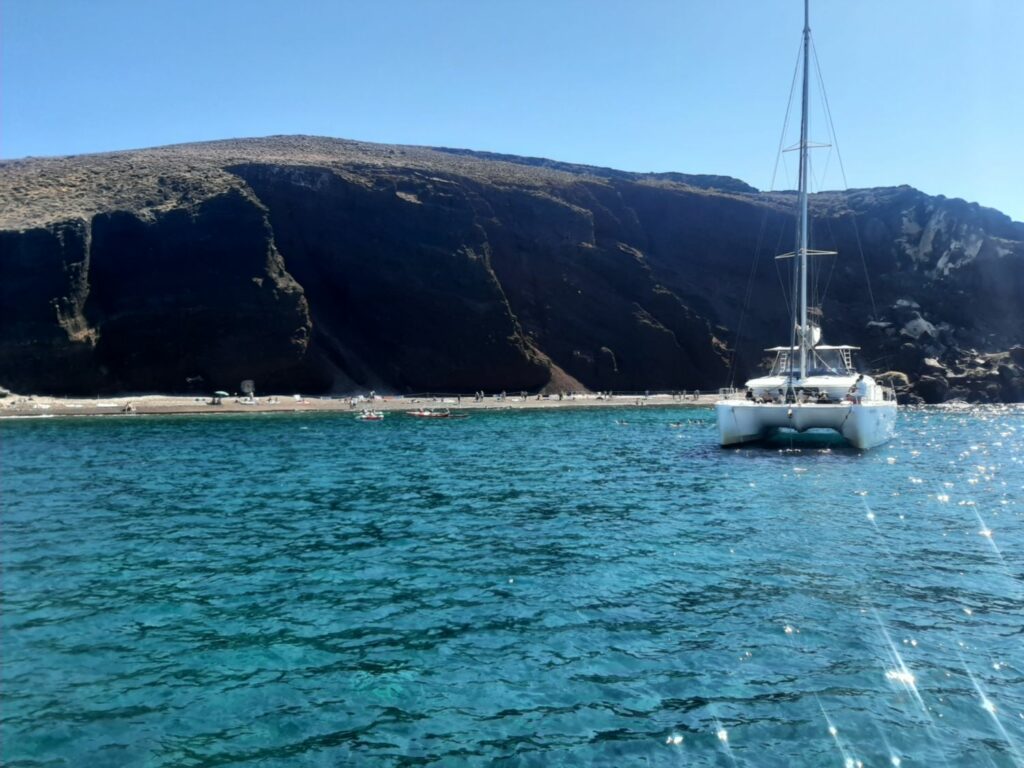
[743,344,892,404]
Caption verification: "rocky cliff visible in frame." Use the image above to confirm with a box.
[2,136,1022,401]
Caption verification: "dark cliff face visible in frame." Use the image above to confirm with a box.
[1,136,1021,399]
[1,186,313,395]
[228,163,549,392]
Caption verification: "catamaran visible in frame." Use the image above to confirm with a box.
[715,0,897,450]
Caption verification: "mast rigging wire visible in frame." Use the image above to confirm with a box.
[725,38,804,387]
[811,37,878,320]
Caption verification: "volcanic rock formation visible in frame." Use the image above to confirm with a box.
[1,136,1022,401]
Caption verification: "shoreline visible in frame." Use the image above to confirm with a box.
[0,392,718,420]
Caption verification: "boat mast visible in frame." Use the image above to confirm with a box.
[797,0,811,380]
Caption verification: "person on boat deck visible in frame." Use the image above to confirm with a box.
[848,374,867,404]
[856,374,869,402]
[745,388,754,401]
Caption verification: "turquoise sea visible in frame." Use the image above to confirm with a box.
[3,406,1023,767]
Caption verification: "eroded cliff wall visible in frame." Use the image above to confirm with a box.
[1,136,1021,401]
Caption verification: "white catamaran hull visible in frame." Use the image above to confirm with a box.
[715,399,897,450]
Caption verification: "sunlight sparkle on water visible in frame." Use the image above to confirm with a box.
[5,406,1024,766]
[885,669,916,686]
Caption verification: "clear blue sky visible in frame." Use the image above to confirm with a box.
[3,0,1022,221]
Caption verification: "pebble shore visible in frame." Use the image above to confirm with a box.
[0,392,718,419]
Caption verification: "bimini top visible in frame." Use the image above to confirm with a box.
[763,344,861,352]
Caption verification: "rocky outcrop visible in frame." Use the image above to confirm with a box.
[1,136,1021,399]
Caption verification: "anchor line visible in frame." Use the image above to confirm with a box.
[839,406,854,429]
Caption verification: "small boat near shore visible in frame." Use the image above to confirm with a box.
[356,409,384,421]
[406,408,451,419]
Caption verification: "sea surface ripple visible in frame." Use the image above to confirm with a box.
[3,406,1023,766]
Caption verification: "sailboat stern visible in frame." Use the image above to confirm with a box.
[716,399,896,449]
[715,400,773,446]
[837,401,898,450]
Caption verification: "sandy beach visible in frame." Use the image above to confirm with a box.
[0,392,717,419]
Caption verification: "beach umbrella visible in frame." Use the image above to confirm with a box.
[214,391,229,398]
